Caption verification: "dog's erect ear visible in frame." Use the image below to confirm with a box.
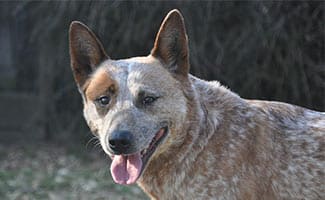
[151,9,189,77]
[69,21,108,89]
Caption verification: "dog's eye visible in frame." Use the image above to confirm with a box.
[97,96,110,106]
[142,96,157,106]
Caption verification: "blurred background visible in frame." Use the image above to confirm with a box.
[0,1,324,199]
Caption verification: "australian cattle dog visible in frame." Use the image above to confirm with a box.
[69,9,324,199]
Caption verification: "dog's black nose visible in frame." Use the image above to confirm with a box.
[108,130,133,155]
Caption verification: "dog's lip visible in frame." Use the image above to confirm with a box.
[138,126,168,178]
[138,126,168,176]
[140,127,168,158]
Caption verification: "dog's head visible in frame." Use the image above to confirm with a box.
[69,9,191,185]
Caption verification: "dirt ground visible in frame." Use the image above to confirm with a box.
[0,141,148,200]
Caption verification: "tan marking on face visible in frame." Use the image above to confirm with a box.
[85,68,116,102]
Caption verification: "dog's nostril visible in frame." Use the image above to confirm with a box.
[109,140,116,147]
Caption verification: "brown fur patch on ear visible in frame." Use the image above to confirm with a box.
[85,69,117,102]
[151,9,189,77]
[69,21,108,89]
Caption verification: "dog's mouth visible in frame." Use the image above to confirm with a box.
[110,127,168,185]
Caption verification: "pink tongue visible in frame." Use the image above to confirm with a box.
[110,153,142,185]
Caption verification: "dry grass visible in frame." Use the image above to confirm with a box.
[0,142,148,200]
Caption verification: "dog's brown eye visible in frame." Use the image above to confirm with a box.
[97,96,110,106]
[143,96,157,105]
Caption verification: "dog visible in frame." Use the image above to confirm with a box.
[69,9,324,199]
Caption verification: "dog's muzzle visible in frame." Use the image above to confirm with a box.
[109,127,168,185]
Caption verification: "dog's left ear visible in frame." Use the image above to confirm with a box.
[151,9,189,77]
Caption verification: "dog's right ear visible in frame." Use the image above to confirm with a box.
[69,21,108,90]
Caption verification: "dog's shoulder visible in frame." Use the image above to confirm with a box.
[244,100,324,199]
